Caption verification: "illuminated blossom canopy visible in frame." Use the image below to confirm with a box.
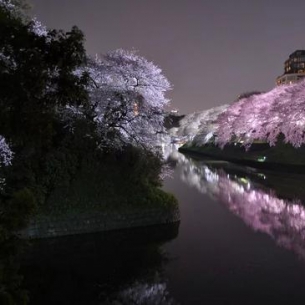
[29,18,48,37]
[85,49,172,150]
[216,80,305,148]
[0,136,12,166]
[0,0,14,11]
[169,104,228,144]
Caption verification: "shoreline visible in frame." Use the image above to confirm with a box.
[20,205,180,239]
[179,145,305,174]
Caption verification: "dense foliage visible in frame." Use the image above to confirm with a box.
[0,1,175,303]
[0,0,177,228]
[0,0,172,209]
[0,0,92,215]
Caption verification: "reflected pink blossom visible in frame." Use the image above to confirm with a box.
[179,155,305,260]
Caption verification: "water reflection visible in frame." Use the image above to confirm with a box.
[0,236,29,304]
[22,224,179,305]
[103,276,177,305]
[167,146,305,260]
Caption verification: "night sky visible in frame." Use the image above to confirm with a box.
[30,0,305,114]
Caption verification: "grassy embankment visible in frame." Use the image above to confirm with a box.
[179,141,305,172]
[36,147,178,219]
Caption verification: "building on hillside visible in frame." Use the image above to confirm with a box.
[276,50,305,85]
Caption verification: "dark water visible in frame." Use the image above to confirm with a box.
[162,149,305,304]
[21,224,179,305]
[19,147,305,304]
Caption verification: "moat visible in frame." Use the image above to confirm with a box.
[17,147,305,304]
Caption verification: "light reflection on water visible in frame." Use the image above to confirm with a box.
[22,223,180,305]
[19,146,305,304]
[166,145,305,260]
[105,277,178,305]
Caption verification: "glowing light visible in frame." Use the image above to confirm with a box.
[257,156,266,162]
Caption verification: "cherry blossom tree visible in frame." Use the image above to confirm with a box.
[216,79,305,148]
[0,136,12,166]
[29,18,48,37]
[169,105,228,145]
[0,135,13,191]
[213,99,246,147]
[0,0,13,11]
[189,105,229,145]
[85,49,171,150]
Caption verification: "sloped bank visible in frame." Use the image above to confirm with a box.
[20,205,180,239]
[179,142,305,173]
[20,149,179,239]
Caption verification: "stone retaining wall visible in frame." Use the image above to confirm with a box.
[20,206,180,239]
